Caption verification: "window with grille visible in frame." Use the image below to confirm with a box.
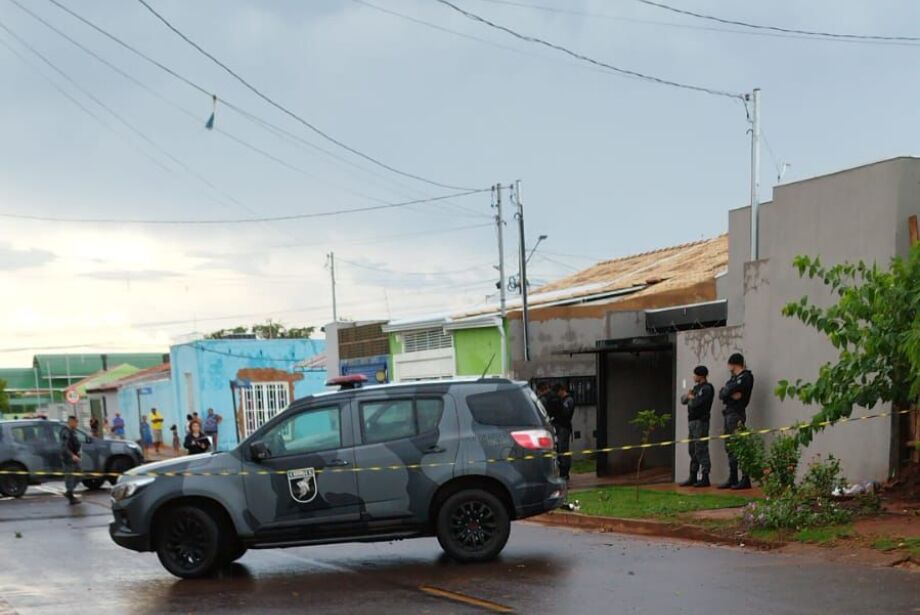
[240,382,290,438]
[402,329,452,353]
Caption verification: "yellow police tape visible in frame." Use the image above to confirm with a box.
[0,409,913,480]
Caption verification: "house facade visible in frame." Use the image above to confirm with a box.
[169,338,326,451]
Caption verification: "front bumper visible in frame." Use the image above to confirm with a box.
[109,502,152,551]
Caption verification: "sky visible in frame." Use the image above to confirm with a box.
[1,0,919,367]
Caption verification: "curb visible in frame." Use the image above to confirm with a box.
[529,510,782,550]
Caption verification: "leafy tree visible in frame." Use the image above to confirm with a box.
[0,378,9,414]
[205,322,315,340]
[628,409,671,501]
[775,244,920,450]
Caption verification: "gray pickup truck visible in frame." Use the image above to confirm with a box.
[0,419,144,497]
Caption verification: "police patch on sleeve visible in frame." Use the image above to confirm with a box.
[287,467,318,504]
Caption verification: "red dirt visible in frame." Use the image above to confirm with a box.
[884,462,920,501]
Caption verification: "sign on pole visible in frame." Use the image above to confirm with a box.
[65,389,80,405]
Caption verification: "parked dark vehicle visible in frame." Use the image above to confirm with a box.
[0,419,145,497]
[109,378,565,579]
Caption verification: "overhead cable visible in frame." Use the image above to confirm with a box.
[0,189,488,224]
[431,0,743,99]
[635,0,920,43]
[134,0,474,191]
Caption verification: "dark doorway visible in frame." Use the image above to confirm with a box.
[595,335,676,478]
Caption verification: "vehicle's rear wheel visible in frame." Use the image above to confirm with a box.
[155,505,223,579]
[436,489,510,563]
[81,478,106,490]
[0,464,28,498]
[107,456,136,485]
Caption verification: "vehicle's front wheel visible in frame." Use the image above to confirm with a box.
[82,478,106,490]
[436,489,510,563]
[0,464,28,498]
[107,456,136,485]
[155,505,223,579]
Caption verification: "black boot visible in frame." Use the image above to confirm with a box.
[718,466,738,489]
[731,476,752,490]
[693,473,710,487]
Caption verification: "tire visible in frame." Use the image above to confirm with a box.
[223,542,247,564]
[436,488,511,563]
[0,464,28,498]
[107,456,136,485]
[82,478,106,490]
[155,505,224,579]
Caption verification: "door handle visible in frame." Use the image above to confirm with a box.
[423,446,446,455]
[327,459,350,467]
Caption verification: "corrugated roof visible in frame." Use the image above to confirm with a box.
[0,368,40,391]
[32,353,166,378]
[66,364,141,397]
[85,362,170,393]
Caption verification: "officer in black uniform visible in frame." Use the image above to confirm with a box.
[718,353,754,490]
[548,383,575,480]
[679,365,714,487]
[60,415,82,505]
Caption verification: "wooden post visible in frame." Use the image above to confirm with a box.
[909,215,919,246]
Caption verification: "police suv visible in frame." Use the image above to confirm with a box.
[109,378,566,578]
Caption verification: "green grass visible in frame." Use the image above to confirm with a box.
[570,458,597,475]
[572,486,751,520]
[793,524,853,545]
[872,536,920,558]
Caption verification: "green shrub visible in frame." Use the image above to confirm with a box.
[800,455,845,499]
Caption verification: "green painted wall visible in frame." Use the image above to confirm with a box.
[387,333,402,379]
[453,323,508,377]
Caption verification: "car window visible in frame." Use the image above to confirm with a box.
[360,398,444,444]
[262,406,341,457]
[466,388,542,427]
[10,425,54,444]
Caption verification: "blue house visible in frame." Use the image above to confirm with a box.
[169,338,326,451]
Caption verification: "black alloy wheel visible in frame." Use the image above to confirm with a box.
[156,506,222,579]
[436,489,511,563]
[0,465,28,498]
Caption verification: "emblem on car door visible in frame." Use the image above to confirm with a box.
[287,468,318,504]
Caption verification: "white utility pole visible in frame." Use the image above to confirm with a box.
[327,252,338,322]
[513,180,530,362]
[749,87,761,261]
[493,184,508,376]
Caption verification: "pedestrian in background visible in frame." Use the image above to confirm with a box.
[89,416,100,438]
[203,408,222,451]
[549,383,575,480]
[535,382,551,410]
[184,421,211,455]
[170,424,180,452]
[185,414,194,435]
[140,415,153,455]
[111,413,125,439]
[679,365,714,488]
[60,415,82,506]
[150,408,164,454]
[718,353,755,490]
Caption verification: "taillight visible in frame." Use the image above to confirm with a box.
[511,429,554,451]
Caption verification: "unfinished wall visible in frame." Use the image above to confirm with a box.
[724,158,920,483]
[674,326,744,484]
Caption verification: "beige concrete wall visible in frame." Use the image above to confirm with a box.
[675,326,744,484]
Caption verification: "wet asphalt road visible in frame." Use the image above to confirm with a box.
[0,484,917,614]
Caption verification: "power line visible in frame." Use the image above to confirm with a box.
[635,0,920,43]
[470,0,920,48]
[0,189,488,225]
[338,258,494,277]
[431,0,743,99]
[134,0,474,191]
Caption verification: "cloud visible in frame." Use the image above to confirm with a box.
[79,269,183,282]
[0,243,55,270]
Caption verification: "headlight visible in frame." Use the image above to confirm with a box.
[111,476,155,502]
[126,441,141,451]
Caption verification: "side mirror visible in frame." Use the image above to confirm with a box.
[249,440,270,461]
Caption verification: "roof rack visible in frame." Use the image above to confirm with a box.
[325,374,367,391]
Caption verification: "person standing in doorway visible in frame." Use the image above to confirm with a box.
[550,383,576,480]
[111,412,125,439]
[203,408,222,451]
[718,353,755,490]
[149,408,164,454]
[679,366,714,487]
[60,416,82,506]
[89,416,100,438]
[139,415,153,455]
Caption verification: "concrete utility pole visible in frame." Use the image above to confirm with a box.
[513,180,531,362]
[493,184,508,377]
[749,87,761,260]
[326,252,338,322]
